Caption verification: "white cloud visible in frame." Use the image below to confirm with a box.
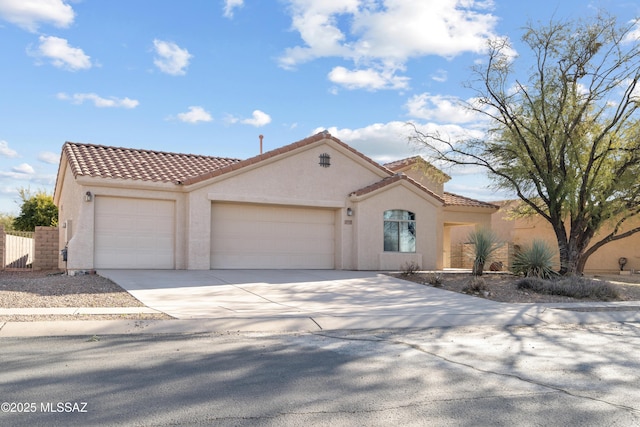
[31,35,92,71]
[225,110,272,127]
[0,140,18,158]
[328,66,409,90]
[315,121,416,163]
[0,0,74,32]
[241,110,272,127]
[431,69,448,83]
[153,39,192,76]
[279,0,499,90]
[57,92,139,108]
[223,0,244,18]
[12,163,35,175]
[317,119,484,164]
[405,93,483,124]
[623,19,640,44]
[176,106,213,124]
[38,151,59,164]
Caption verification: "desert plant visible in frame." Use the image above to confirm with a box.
[424,273,443,287]
[512,239,557,279]
[467,228,502,276]
[462,277,489,294]
[517,276,620,300]
[400,261,421,277]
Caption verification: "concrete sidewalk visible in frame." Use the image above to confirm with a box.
[1,269,639,337]
[1,304,640,337]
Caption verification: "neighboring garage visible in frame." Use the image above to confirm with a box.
[210,202,336,269]
[94,197,176,269]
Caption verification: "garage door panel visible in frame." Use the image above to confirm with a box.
[95,197,175,269]
[211,203,335,269]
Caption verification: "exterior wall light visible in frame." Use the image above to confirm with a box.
[347,207,353,216]
[84,191,93,202]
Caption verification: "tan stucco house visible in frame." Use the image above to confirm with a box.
[53,132,497,272]
[450,200,640,274]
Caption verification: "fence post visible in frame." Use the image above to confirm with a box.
[0,226,4,271]
[33,226,60,271]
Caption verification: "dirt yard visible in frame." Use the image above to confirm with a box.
[0,270,172,321]
[391,271,640,303]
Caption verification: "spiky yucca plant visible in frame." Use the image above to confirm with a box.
[467,228,501,276]
[512,239,557,279]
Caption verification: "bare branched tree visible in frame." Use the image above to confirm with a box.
[410,13,640,275]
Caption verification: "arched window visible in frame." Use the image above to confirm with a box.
[383,210,416,252]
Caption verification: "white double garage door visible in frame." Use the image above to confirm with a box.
[94,197,335,269]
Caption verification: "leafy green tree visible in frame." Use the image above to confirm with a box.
[13,188,58,231]
[411,13,640,275]
[0,213,15,231]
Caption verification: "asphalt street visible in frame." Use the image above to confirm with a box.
[2,323,640,426]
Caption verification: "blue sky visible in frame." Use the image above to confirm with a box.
[0,0,637,214]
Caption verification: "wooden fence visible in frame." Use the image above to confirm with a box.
[0,226,60,271]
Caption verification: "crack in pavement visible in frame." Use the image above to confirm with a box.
[314,332,640,417]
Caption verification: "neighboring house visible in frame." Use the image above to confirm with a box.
[450,200,640,274]
[53,132,498,272]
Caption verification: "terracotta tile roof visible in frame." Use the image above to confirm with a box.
[181,131,392,185]
[62,142,241,183]
[384,156,451,182]
[383,156,423,171]
[444,192,499,209]
[350,173,445,203]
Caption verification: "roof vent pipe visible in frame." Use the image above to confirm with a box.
[259,134,264,155]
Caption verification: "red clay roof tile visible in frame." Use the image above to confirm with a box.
[350,173,445,203]
[444,192,499,209]
[180,131,392,185]
[61,137,497,210]
[62,142,241,183]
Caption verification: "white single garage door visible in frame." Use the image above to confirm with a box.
[211,203,335,269]
[94,197,175,269]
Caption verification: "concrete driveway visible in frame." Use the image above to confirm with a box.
[98,269,554,329]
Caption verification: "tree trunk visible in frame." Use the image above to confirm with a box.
[473,260,484,276]
[559,234,591,275]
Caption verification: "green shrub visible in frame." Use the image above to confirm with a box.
[467,228,502,276]
[516,276,620,300]
[512,239,557,279]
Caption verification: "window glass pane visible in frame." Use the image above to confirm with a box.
[399,222,416,252]
[383,210,399,220]
[383,221,399,251]
[383,210,416,252]
[383,210,415,220]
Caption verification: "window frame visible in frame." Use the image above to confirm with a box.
[383,210,416,253]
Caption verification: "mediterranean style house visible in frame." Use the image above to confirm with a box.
[53,132,498,272]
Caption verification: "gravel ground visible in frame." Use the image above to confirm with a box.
[393,272,640,303]
[0,270,173,322]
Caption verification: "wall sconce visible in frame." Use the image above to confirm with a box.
[84,191,93,202]
[346,207,353,216]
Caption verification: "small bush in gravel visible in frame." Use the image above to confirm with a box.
[467,228,502,276]
[424,273,443,287]
[516,276,620,300]
[462,277,489,294]
[400,261,421,277]
[512,240,557,279]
